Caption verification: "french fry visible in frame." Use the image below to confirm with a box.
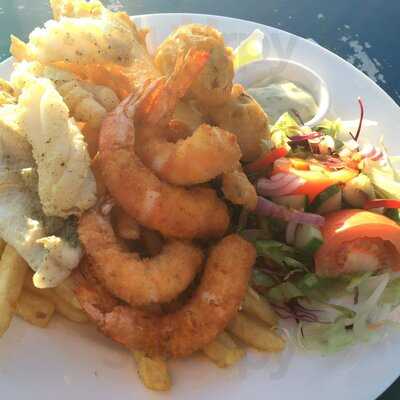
[203,331,246,368]
[0,245,29,336]
[24,273,88,323]
[132,351,171,391]
[16,290,55,328]
[54,276,82,310]
[228,312,285,352]
[242,288,278,326]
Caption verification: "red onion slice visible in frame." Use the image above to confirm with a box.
[360,143,374,158]
[256,196,291,220]
[290,132,322,142]
[256,197,325,227]
[290,210,325,226]
[257,174,304,197]
[371,148,383,161]
[360,144,385,162]
[262,177,305,197]
[257,173,297,190]
[271,172,288,181]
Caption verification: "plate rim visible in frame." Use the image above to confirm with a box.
[1,12,399,399]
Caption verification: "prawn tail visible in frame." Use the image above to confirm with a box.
[136,49,209,126]
[171,48,210,98]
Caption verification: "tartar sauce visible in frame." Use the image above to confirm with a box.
[247,79,318,124]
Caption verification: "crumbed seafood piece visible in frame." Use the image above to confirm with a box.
[78,208,203,306]
[207,84,270,162]
[13,6,137,66]
[75,234,256,358]
[98,52,230,239]
[10,61,119,131]
[0,105,81,288]
[222,169,257,210]
[18,77,96,217]
[155,24,234,107]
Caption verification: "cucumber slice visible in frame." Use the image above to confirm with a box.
[272,195,308,210]
[343,174,375,208]
[309,184,342,215]
[295,224,324,254]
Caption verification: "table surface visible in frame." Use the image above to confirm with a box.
[0,0,399,399]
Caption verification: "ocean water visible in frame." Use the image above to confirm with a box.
[0,0,398,105]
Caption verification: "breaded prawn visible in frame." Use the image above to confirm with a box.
[75,234,256,358]
[78,209,203,306]
[98,52,230,239]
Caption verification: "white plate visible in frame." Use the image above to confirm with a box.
[1,13,400,400]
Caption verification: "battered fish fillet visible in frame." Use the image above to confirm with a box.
[18,4,136,66]
[18,77,96,217]
[11,61,119,131]
[0,105,82,288]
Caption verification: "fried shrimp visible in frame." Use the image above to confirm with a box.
[155,24,234,106]
[137,123,241,186]
[135,50,241,186]
[79,209,204,306]
[207,84,270,162]
[169,100,204,138]
[99,58,230,239]
[112,207,141,241]
[75,234,256,358]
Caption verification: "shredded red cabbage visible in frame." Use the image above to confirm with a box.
[272,299,321,323]
[354,97,365,141]
[289,131,322,143]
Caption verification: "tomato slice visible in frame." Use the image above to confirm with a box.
[315,210,400,277]
[246,147,289,173]
[290,158,310,171]
[364,199,400,210]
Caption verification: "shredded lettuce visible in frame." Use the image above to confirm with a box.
[272,112,303,137]
[233,29,264,70]
[315,118,378,142]
[299,318,355,354]
[269,112,304,150]
[255,240,309,271]
[297,272,398,353]
[268,282,303,303]
[251,269,276,289]
[315,118,343,138]
[365,165,400,199]
[380,278,400,305]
